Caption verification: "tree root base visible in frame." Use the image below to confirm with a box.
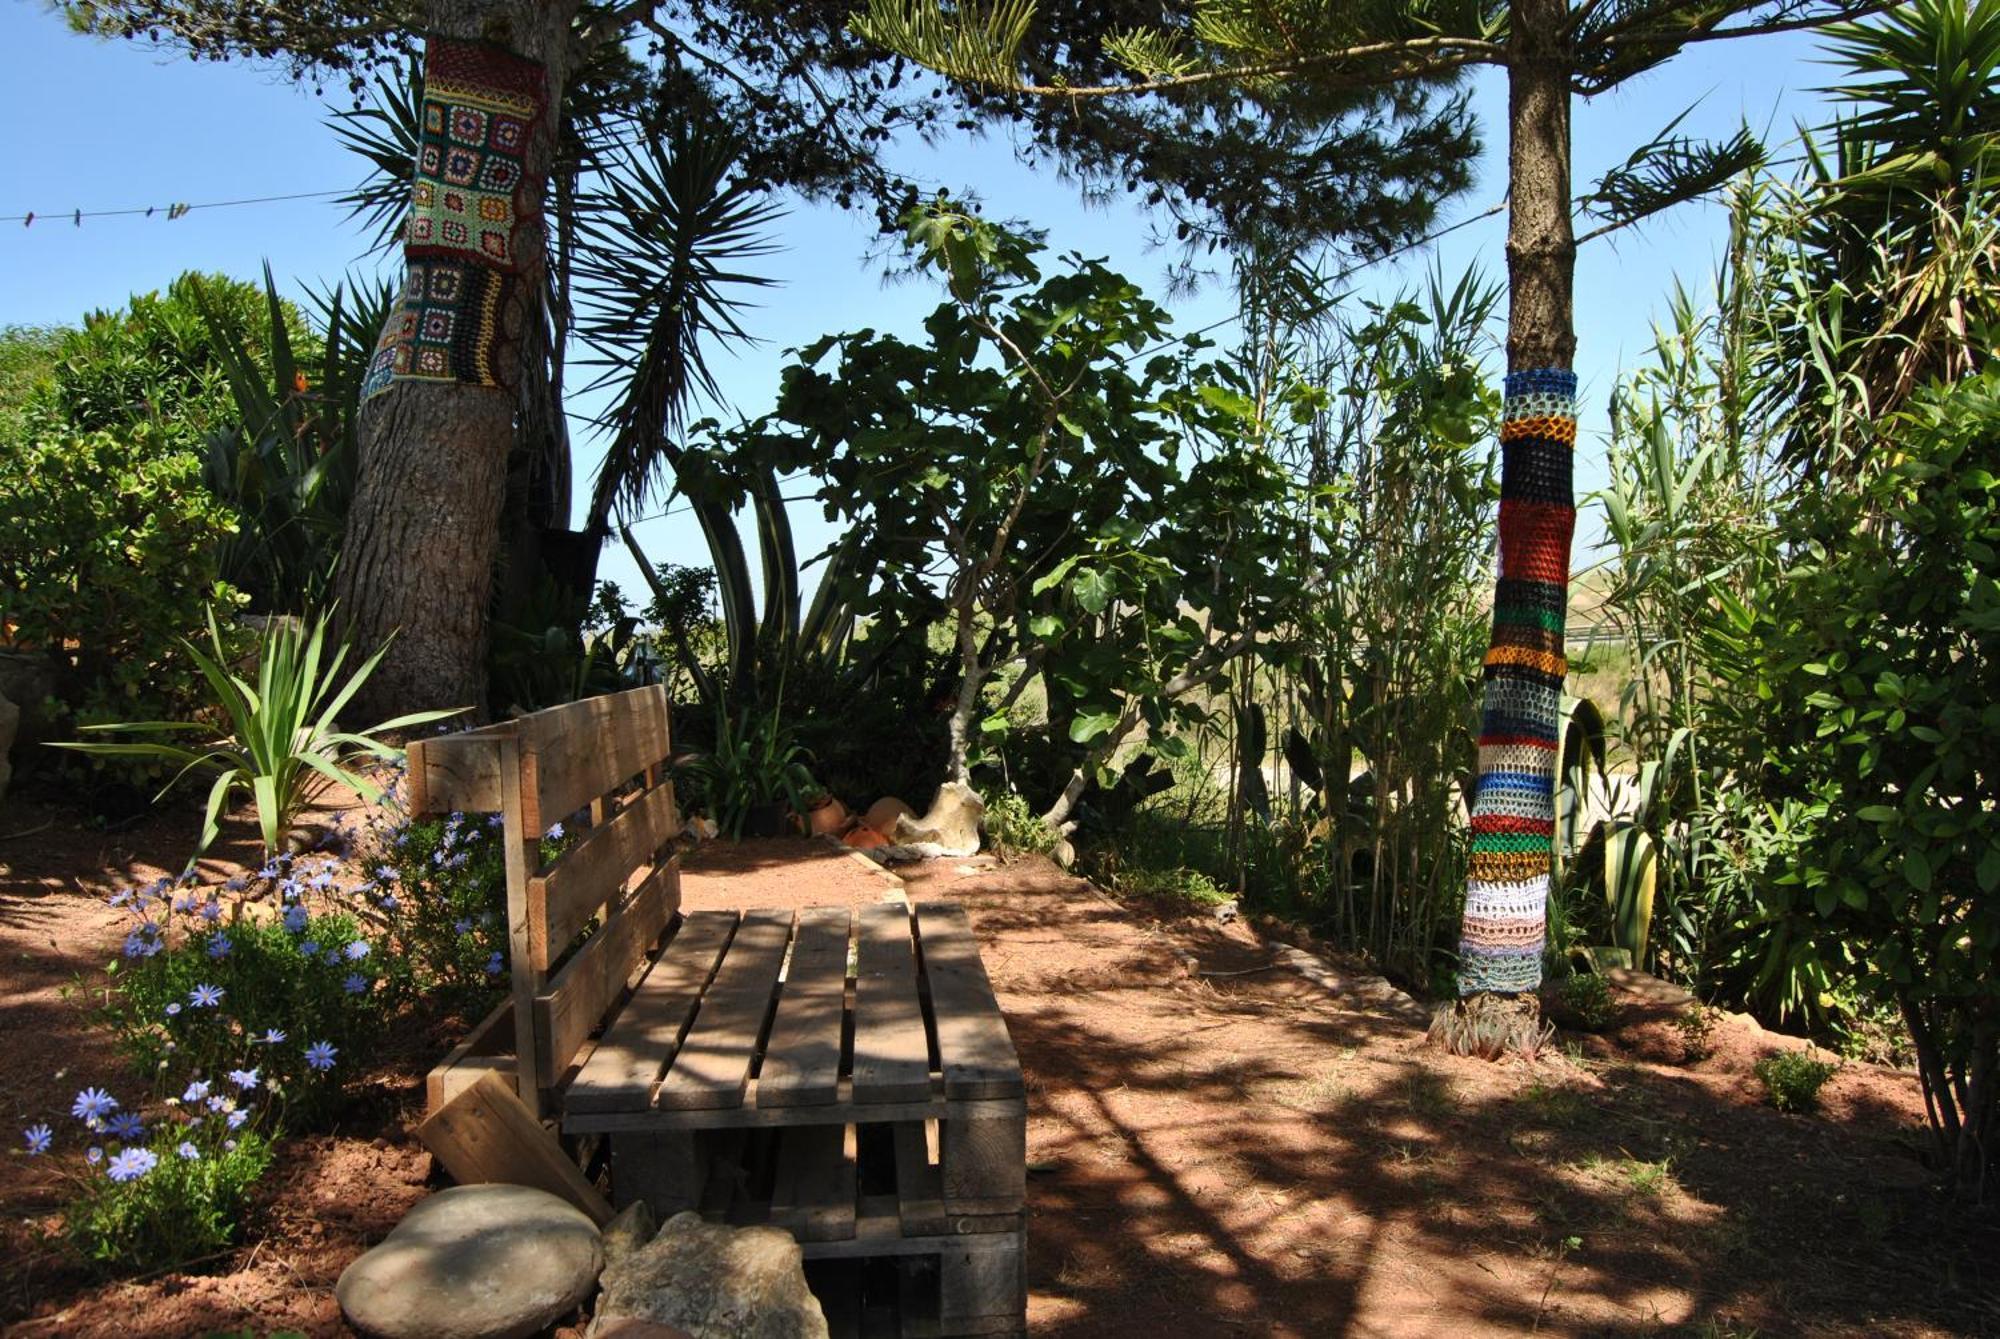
[1427,992,1554,1060]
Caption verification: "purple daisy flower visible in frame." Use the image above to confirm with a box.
[107,1147,158,1182]
[304,1041,338,1072]
[189,984,225,1008]
[71,1088,118,1122]
[23,1124,52,1156]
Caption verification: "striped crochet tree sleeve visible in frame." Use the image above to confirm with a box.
[1458,367,1576,996]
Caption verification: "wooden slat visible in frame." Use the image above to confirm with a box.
[852,904,933,1104]
[424,995,516,1115]
[567,910,737,1115]
[769,1123,857,1242]
[404,725,511,817]
[534,858,680,1088]
[893,1121,947,1236]
[656,909,793,1110]
[916,904,1023,1100]
[563,1086,1028,1135]
[530,780,683,969]
[416,1071,614,1225]
[516,685,672,836]
[756,908,853,1108]
[940,1231,1026,1332]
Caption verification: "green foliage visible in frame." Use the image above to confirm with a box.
[1674,1003,1721,1062]
[1556,971,1618,1032]
[1754,1049,1839,1114]
[679,701,818,839]
[0,324,63,441]
[981,789,1059,859]
[55,609,460,862]
[97,889,382,1124]
[737,204,1307,824]
[61,1126,276,1275]
[196,269,387,613]
[0,425,242,789]
[1115,864,1231,909]
[12,272,301,451]
[1740,372,2000,1189]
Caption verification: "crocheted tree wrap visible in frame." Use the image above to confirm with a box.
[1458,367,1576,996]
[363,37,547,400]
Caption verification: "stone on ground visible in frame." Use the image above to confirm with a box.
[336,1183,603,1339]
[592,1211,828,1339]
[600,1199,657,1276]
[889,781,985,858]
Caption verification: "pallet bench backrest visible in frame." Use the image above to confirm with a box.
[405,685,682,1114]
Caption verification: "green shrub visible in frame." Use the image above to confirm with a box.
[1557,971,1618,1032]
[1115,864,1232,909]
[1754,1049,1839,1114]
[95,864,383,1126]
[1739,372,2000,1191]
[58,1120,276,1275]
[365,794,514,1009]
[981,789,1059,859]
[1674,1004,1721,1062]
[0,425,241,788]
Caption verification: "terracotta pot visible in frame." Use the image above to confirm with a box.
[805,794,850,838]
[862,797,916,839]
[843,825,888,850]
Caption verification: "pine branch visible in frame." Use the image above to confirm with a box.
[850,0,1503,96]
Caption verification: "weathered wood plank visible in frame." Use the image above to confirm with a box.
[756,907,853,1109]
[404,725,511,817]
[516,685,671,836]
[424,995,516,1115]
[416,1071,614,1225]
[916,904,1023,1101]
[562,1087,1029,1135]
[534,858,680,1089]
[892,1120,947,1236]
[566,909,737,1115]
[939,1230,1025,1332]
[941,1106,1026,1216]
[769,1122,857,1242]
[656,909,793,1111]
[853,904,932,1104]
[609,1130,705,1215]
[529,780,682,969]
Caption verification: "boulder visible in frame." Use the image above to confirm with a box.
[888,781,985,859]
[600,1200,657,1277]
[592,1211,828,1339]
[861,797,916,838]
[336,1183,603,1339]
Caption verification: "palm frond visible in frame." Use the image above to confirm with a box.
[330,61,423,256]
[573,114,783,529]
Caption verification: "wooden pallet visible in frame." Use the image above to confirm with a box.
[573,900,1027,1338]
[568,901,1026,1221]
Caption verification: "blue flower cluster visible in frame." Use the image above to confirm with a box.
[23,1061,278,1186]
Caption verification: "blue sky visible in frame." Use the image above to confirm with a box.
[1,4,1835,596]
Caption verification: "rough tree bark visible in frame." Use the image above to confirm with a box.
[1431,0,1577,1050]
[335,0,582,722]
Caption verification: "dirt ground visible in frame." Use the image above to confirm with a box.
[2,797,1996,1338]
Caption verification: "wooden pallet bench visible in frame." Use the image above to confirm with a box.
[409,686,1026,1338]
[572,901,1026,1338]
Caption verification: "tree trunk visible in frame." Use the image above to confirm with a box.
[335,0,579,722]
[1451,0,1576,1004]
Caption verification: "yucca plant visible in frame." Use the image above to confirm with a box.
[53,609,462,862]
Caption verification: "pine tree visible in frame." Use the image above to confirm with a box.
[851,0,1892,1049]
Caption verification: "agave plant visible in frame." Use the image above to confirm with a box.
[53,609,462,862]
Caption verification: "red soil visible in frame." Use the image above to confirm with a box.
[2,801,1994,1337]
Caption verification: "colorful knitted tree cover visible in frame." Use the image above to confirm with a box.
[363,37,547,401]
[1458,366,1577,996]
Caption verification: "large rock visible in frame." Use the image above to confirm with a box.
[886,781,985,860]
[336,1184,603,1339]
[592,1211,828,1339]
